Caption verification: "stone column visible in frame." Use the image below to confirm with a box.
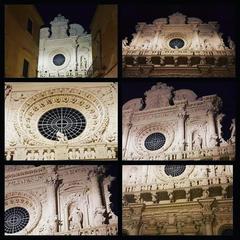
[207,109,217,147]
[198,198,215,236]
[203,215,214,235]
[88,167,105,227]
[45,166,60,233]
[90,174,103,208]
[152,30,160,50]
[177,112,186,151]
[123,114,133,158]
[192,29,200,50]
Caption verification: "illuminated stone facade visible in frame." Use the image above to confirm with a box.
[5,82,118,160]
[5,165,118,235]
[122,12,235,77]
[122,165,233,235]
[38,14,92,78]
[122,82,235,160]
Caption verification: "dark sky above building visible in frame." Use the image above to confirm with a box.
[121,79,236,140]
[35,4,97,32]
[120,2,236,43]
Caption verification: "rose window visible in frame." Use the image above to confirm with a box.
[38,107,86,141]
[169,38,185,49]
[144,133,166,151]
[53,54,65,66]
[164,165,186,177]
[5,207,29,234]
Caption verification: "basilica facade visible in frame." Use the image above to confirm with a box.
[37,14,92,78]
[122,165,233,235]
[5,165,118,235]
[123,82,235,160]
[122,12,235,77]
[5,82,118,160]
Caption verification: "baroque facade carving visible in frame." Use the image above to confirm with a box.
[5,82,117,160]
[38,14,92,78]
[122,13,235,77]
[5,165,118,235]
[122,165,233,235]
[122,82,235,160]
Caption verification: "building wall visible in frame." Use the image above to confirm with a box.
[90,5,118,78]
[122,165,233,235]
[5,82,118,160]
[5,5,43,78]
[122,82,235,160]
[5,165,118,235]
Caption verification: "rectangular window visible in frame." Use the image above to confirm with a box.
[27,18,33,34]
[23,59,29,77]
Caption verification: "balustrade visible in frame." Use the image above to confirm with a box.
[54,224,117,235]
[5,143,117,160]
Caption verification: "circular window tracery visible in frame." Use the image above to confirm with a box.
[144,133,166,151]
[53,54,65,66]
[38,107,86,141]
[5,207,29,234]
[164,165,186,177]
[169,38,185,49]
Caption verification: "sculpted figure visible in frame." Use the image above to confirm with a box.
[5,84,12,99]
[122,37,128,49]
[94,207,106,226]
[228,37,235,50]
[56,131,68,142]
[229,119,235,143]
[193,134,202,150]
[69,206,84,230]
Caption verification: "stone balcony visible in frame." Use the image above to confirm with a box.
[124,144,235,161]
[123,175,233,205]
[122,49,235,77]
[5,143,117,161]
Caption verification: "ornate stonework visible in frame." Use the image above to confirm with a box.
[123,82,235,160]
[38,14,92,78]
[5,165,118,235]
[122,13,235,77]
[5,82,118,160]
[122,165,233,235]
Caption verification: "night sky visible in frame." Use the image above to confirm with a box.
[120,2,236,44]
[35,4,97,32]
[121,79,236,141]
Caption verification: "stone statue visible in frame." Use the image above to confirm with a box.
[5,84,12,99]
[228,37,235,50]
[208,134,218,148]
[229,119,235,143]
[216,113,225,141]
[94,206,106,226]
[69,206,84,230]
[202,189,209,198]
[56,131,68,142]
[192,133,202,150]
[122,37,128,49]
